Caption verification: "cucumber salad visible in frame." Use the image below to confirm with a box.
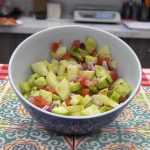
[19,37,132,116]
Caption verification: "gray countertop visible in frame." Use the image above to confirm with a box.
[0,17,150,39]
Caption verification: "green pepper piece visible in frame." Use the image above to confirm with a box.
[89,86,98,94]
[78,48,88,57]
[70,47,83,62]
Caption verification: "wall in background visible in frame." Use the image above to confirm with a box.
[5,0,33,15]
[5,0,123,18]
[48,0,123,18]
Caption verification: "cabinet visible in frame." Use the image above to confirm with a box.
[122,38,150,68]
[0,33,149,67]
[0,33,30,64]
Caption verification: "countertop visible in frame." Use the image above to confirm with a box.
[1,17,150,39]
[0,64,150,149]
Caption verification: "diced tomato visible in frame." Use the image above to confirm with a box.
[31,96,49,108]
[72,40,80,48]
[98,57,111,65]
[63,53,72,60]
[97,57,103,65]
[90,49,97,56]
[83,80,95,87]
[103,57,111,63]
[37,86,56,94]
[109,71,118,82]
[46,86,56,94]
[81,88,89,96]
[119,96,127,103]
[36,87,47,91]
[50,42,59,53]
[65,97,71,106]
[75,76,87,83]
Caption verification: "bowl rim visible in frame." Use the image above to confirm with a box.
[8,25,142,120]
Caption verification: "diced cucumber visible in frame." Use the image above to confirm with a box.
[56,78,70,101]
[34,77,47,87]
[97,76,110,90]
[23,92,30,99]
[57,76,65,82]
[110,91,120,103]
[27,77,35,88]
[40,89,52,103]
[68,60,78,65]
[99,105,112,113]
[95,65,107,78]
[30,90,40,97]
[31,61,48,76]
[80,70,95,80]
[67,105,84,113]
[80,95,92,107]
[52,106,69,115]
[70,47,83,62]
[19,81,30,94]
[27,73,41,87]
[57,64,66,76]
[113,83,132,97]
[52,94,62,101]
[98,45,110,58]
[85,55,97,64]
[52,46,67,59]
[60,60,69,67]
[98,88,108,95]
[89,86,98,94]
[70,94,82,105]
[108,59,117,69]
[85,37,97,54]
[106,73,113,84]
[46,71,59,89]
[67,65,80,81]
[92,94,119,108]
[78,48,88,57]
[69,111,82,116]
[49,59,60,74]
[111,78,126,88]
[81,104,100,116]
[47,63,59,74]
[70,82,82,93]
[42,60,50,67]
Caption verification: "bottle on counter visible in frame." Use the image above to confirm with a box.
[144,0,150,20]
[137,0,149,21]
[121,0,134,19]
[33,0,47,19]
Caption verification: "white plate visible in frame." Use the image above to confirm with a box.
[0,19,22,26]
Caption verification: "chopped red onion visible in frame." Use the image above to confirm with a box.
[43,105,51,112]
[102,61,108,70]
[80,43,85,49]
[108,66,115,71]
[79,63,83,70]
[28,96,34,101]
[87,62,96,71]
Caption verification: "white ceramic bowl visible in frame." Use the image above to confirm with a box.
[9,25,142,134]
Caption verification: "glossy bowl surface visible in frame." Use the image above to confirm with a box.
[9,25,142,134]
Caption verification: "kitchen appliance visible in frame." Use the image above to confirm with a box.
[74,10,121,23]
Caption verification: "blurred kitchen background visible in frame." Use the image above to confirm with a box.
[0,0,150,67]
[0,0,149,20]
